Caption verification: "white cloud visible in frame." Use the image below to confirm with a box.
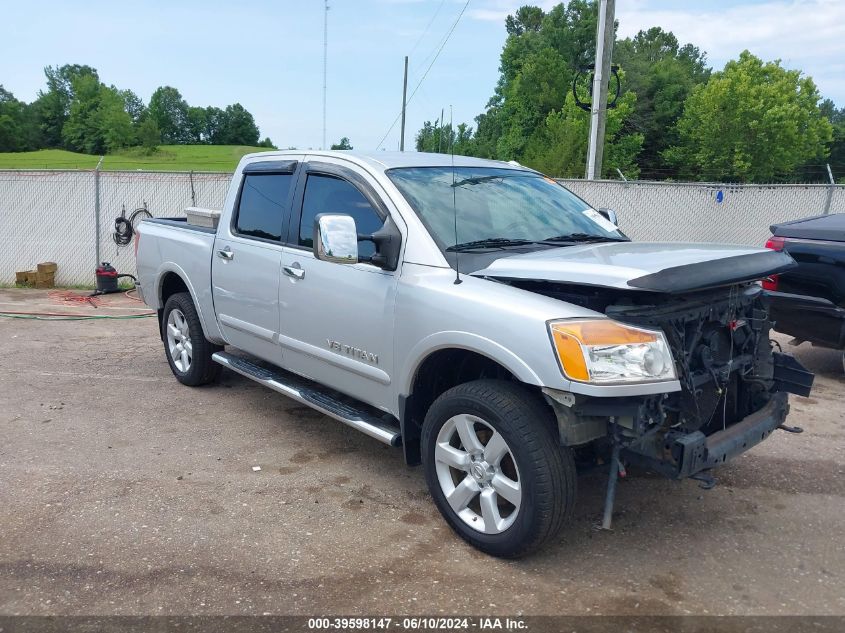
[617,0,845,101]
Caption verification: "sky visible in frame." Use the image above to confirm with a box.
[1,0,844,151]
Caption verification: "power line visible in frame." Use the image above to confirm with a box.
[376,0,470,150]
[408,0,446,58]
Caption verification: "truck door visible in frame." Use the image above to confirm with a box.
[278,159,402,410]
[211,159,300,365]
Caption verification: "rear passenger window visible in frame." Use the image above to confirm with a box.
[299,174,383,259]
[235,173,293,241]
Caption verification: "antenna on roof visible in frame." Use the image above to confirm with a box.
[450,105,461,285]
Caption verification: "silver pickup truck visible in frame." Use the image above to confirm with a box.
[136,150,812,557]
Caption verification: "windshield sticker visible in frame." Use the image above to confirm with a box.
[583,208,617,232]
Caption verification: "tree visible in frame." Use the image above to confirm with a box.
[61,76,136,154]
[820,99,845,179]
[505,5,544,36]
[258,137,276,148]
[330,137,353,150]
[203,106,226,144]
[186,106,208,143]
[34,64,98,148]
[120,89,146,124]
[615,27,710,178]
[148,86,189,144]
[468,2,599,161]
[523,90,643,178]
[61,74,104,153]
[415,121,474,154]
[665,51,833,182]
[0,86,40,151]
[217,103,259,145]
[99,87,135,151]
[137,117,161,151]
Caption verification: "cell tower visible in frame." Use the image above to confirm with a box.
[323,0,329,150]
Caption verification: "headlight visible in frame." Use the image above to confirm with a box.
[548,319,677,384]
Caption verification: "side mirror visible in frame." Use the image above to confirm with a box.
[597,207,618,227]
[313,214,358,264]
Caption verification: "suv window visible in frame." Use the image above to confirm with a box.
[235,173,294,241]
[299,174,383,259]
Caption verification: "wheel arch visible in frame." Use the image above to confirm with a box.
[398,339,546,466]
[155,264,221,342]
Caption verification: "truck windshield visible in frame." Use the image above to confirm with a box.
[386,167,626,251]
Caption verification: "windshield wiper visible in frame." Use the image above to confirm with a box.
[541,233,629,244]
[446,238,536,252]
[451,173,522,188]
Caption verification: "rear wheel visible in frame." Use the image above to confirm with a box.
[422,379,576,558]
[162,292,221,386]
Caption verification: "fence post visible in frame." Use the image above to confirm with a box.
[823,163,834,215]
[93,156,104,266]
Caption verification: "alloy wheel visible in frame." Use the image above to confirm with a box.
[433,414,522,534]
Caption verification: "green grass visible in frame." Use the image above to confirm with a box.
[0,145,277,172]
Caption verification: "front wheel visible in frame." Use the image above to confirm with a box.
[162,292,222,386]
[421,379,576,558]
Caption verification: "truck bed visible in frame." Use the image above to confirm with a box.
[767,213,845,349]
[771,213,845,242]
[135,217,222,342]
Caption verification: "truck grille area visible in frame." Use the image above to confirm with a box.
[605,284,775,434]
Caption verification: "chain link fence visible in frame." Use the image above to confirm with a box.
[558,179,845,246]
[0,170,230,286]
[1,169,844,286]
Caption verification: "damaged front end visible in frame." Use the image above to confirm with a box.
[533,282,813,480]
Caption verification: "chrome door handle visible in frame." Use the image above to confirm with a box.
[283,264,305,280]
[217,247,234,260]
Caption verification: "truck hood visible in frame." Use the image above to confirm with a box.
[471,241,796,293]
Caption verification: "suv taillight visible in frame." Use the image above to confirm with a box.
[765,236,785,251]
[762,235,785,290]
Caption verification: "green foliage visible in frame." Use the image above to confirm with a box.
[218,103,260,145]
[522,90,642,178]
[473,2,600,162]
[415,121,474,155]
[414,3,840,183]
[1,65,269,156]
[330,137,353,150]
[820,99,845,178]
[61,77,135,154]
[35,64,98,148]
[0,86,40,151]
[138,117,161,152]
[186,106,208,144]
[148,86,189,144]
[258,137,277,148]
[614,27,710,178]
[664,51,833,181]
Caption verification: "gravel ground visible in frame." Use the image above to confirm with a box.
[0,288,843,617]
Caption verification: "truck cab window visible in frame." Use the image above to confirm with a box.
[235,173,293,241]
[299,174,382,259]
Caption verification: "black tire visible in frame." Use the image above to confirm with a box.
[421,379,576,558]
[161,292,222,386]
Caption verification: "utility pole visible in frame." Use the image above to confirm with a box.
[400,56,409,151]
[585,0,615,180]
[322,0,329,150]
[439,107,444,153]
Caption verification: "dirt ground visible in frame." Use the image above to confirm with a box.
[0,288,843,617]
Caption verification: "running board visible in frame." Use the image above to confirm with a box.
[212,351,402,447]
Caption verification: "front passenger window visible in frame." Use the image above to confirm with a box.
[299,174,383,259]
